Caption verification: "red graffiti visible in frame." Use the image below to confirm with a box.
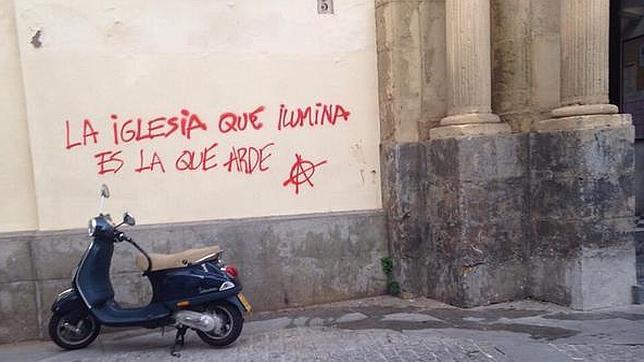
[175,142,219,172]
[277,103,350,131]
[218,106,265,134]
[94,150,124,175]
[223,142,274,174]
[135,149,166,173]
[66,119,99,149]
[64,102,350,179]
[282,154,327,195]
[111,109,207,145]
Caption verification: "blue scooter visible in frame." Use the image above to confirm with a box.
[49,185,251,354]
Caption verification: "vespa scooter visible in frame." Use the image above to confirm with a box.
[49,184,251,354]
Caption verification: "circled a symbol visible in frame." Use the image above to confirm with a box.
[282,154,328,195]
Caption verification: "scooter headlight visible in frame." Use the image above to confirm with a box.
[88,218,97,236]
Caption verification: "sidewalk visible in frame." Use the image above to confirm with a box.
[1,296,643,361]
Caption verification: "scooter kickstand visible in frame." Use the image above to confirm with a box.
[170,326,188,357]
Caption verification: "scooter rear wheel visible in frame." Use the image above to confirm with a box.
[49,311,101,350]
[196,301,243,347]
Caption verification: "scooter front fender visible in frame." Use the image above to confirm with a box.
[51,288,86,315]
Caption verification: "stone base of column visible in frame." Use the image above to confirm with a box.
[551,104,618,118]
[530,118,636,309]
[380,142,428,296]
[425,133,529,307]
[535,113,630,132]
[430,121,511,139]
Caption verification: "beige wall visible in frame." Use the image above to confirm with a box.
[4,0,382,231]
[2,0,567,232]
[0,0,38,232]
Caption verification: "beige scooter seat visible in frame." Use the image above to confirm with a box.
[135,245,222,272]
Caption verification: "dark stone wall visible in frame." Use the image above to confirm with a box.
[380,142,428,295]
[381,124,636,309]
[381,134,531,307]
[0,210,388,343]
[425,134,530,307]
[635,140,644,217]
[636,227,644,284]
[633,140,644,285]
[529,125,636,309]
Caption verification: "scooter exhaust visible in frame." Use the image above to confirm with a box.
[173,310,216,332]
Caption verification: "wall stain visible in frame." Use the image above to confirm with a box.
[30,30,42,49]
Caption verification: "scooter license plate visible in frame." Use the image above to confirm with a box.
[238,293,252,312]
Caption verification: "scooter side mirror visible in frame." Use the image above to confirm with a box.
[123,212,136,226]
[100,184,110,198]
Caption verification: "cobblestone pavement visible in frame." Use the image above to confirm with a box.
[1,296,643,361]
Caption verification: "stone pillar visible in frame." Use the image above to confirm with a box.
[376,1,428,297]
[531,0,636,309]
[538,0,627,131]
[424,0,527,307]
[430,0,510,138]
[558,0,613,113]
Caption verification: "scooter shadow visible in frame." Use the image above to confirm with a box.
[94,328,247,354]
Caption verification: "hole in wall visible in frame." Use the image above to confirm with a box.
[30,29,42,49]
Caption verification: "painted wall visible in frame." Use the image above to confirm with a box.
[0,0,38,232]
[6,0,381,231]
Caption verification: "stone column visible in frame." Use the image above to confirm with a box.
[538,0,628,130]
[424,0,525,308]
[430,0,510,138]
[530,0,636,310]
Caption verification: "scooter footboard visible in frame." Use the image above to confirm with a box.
[51,288,86,315]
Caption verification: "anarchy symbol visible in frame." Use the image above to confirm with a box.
[282,154,328,195]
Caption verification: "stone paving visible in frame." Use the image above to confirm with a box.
[1,296,643,361]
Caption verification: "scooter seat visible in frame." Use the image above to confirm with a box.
[135,245,222,272]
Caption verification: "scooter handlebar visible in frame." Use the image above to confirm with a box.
[114,232,125,242]
[116,232,152,273]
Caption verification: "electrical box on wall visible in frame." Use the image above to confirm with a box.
[318,0,334,14]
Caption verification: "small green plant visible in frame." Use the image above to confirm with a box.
[380,256,401,296]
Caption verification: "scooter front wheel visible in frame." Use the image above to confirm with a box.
[49,311,101,350]
[196,301,243,348]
